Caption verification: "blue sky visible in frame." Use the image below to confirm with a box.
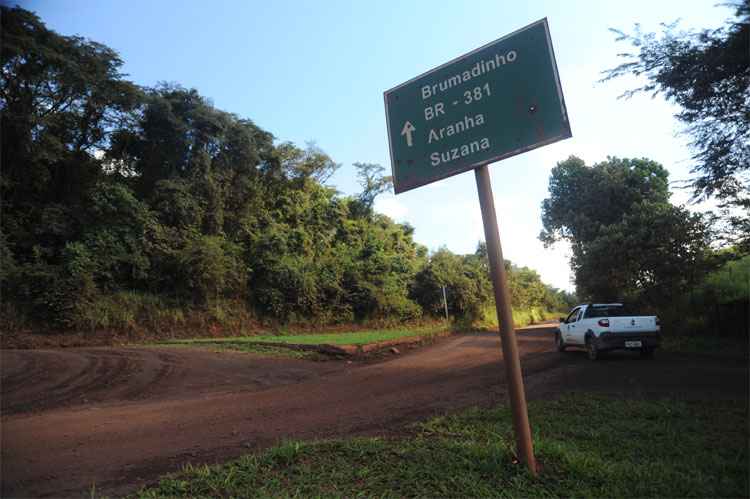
[23,0,732,291]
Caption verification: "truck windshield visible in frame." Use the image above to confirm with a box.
[584,306,632,318]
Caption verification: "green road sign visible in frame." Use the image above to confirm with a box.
[384,18,571,194]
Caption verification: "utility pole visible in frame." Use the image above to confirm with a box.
[442,285,449,320]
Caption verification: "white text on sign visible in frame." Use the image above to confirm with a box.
[420,50,516,101]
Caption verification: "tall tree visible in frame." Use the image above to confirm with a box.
[352,163,392,215]
[540,156,670,246]
[1,6,142,258]
[276,141,340,185]
[601,1,749,249]
[541,156,714,305]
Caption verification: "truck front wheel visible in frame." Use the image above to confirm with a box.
[555,332,566,352]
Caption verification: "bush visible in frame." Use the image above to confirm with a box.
[177,235,246,305]
[411,248,491,322]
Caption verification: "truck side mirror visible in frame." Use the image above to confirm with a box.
[559,317,566,323]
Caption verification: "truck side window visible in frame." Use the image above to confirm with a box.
[565,308,579,323]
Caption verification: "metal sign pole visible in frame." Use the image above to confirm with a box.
[474,164,537,475]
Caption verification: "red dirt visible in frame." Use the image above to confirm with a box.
[2,327,747,498]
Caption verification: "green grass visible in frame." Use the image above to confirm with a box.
[155,342,324,360]
[159,324,447,348]
[661,334,749,358]
[135,394,748,498]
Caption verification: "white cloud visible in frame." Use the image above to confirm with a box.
[374,194,409,221]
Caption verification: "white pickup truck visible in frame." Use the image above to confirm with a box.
[555,303,660,360]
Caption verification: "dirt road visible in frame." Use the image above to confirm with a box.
[2,327,747,498]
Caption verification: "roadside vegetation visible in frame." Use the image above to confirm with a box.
[480,305,560,331]
[161,342,325,360]
[539,156,747,339]
[589,0,749,339]
[157,324,448,357]
[602,1,749,251]
[661,333,749,358]
[1,4,744,347]
[540,0,749,334]
[0,6,571,342]
[136,394,748,498]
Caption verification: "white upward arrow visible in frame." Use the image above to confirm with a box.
[401,121,416,147]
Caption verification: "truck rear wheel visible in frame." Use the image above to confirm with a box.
[586,338,599,361]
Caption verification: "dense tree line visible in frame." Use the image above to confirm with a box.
[0,7,568,332]
[411,244,574,324]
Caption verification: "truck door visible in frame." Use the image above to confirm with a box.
[562,307,581,344]
[570,308,585,344]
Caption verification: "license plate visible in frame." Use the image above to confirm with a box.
[625,340,642,348]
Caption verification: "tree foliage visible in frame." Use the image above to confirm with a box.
[351,162,393,218]
[0,6,565,331]
[411,248,491,321]
[540,156,670,246]
[541,156,715,307]
[412,244,574,322]
[601,1,749,248]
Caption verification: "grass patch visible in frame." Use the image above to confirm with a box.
[661,334,749,358]
[159,324,447,348]
[136,394,748,498]
[155,342,324,360]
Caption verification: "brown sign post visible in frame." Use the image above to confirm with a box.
[475,164,536,474]
[383,18,570,475]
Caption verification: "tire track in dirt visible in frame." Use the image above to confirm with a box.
[1,350,93,413]
[1,350,39,387]
[1,347,345,416]
[3,349,150,414]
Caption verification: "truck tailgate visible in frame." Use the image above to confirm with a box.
[609,316,658,333]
